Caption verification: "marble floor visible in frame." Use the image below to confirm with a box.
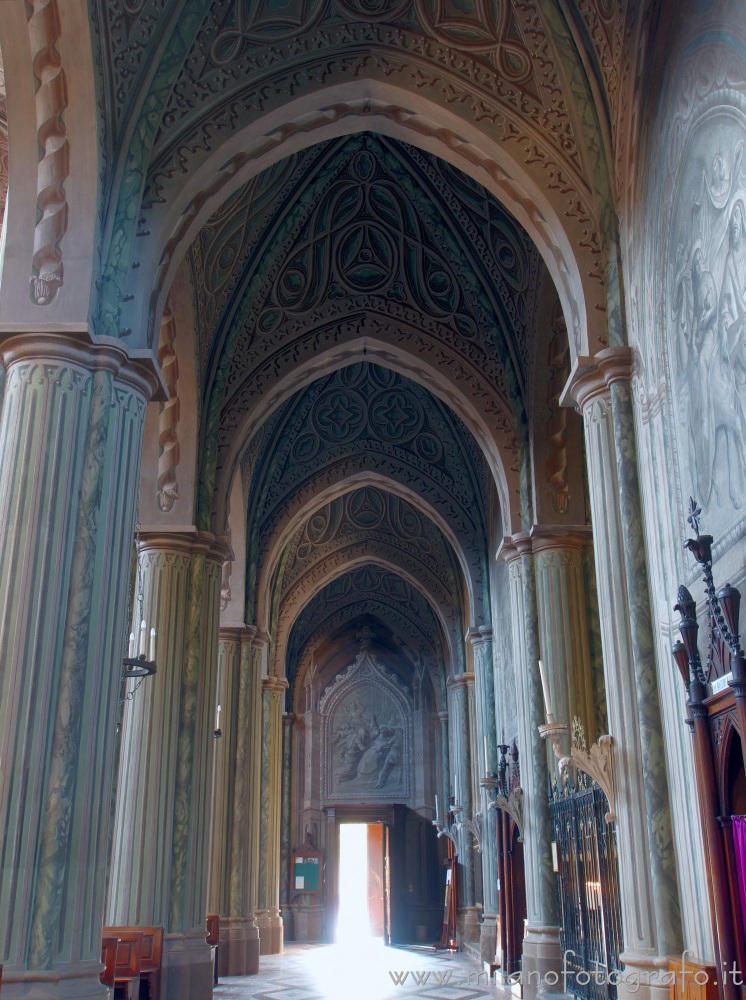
[214,940,510,1000]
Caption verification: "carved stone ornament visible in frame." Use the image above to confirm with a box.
[540,716,616,823]
[27,0,69,305]
[490,787,524,842]
[455,811,483,853]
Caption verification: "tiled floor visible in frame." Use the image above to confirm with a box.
[215,940,509,1000]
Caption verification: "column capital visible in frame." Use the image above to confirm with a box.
[0,327,167,402]
[138,529,232,565]
[496,531,532,564]
[464,625,493,646]
[447,671,475,689]
[262,675,289,694]
[559,346,634,412]
[529,524,593,554]
[245,624,272,649]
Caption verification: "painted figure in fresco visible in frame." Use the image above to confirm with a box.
[374,726,402,788]
[720,200,746,405]
[336,723,373,782]
[689,240,746,508]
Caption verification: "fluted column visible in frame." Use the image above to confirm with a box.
[107,530,228,1000]
[207,626,265,975]
[498,535,560,998]
[0,333,156,1000]
[256,676,288,955]
[447,673,477,940]
[567,347,682,999]
[279,712,295,942]
[465,627,499,962]
[531,527,597,747]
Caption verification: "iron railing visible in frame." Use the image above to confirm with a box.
[550,770,623,1000]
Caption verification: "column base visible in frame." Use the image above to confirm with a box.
[617,950,677,1000]
[460,906,480,944]
[162,931,214,1000]
[0,961,107,999]
[218,916,260,976]
[521,923,569,1000]
[256,908,284,954]
[480,913,498,964]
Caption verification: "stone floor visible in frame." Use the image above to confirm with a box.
[214,939,509,1000]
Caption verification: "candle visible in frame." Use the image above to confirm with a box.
[128,632,135,658]
[454,773,459,804]
[216,704,222,730]
[139,619,147,656]
[149,627,156,662]
[484,736,489,773]
[435,793,439,822]
[538,659,554,722]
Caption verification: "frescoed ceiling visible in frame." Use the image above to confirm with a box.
[83,0,610,686]
[190,133,544,532]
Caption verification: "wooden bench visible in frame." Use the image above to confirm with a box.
[206,914,219,986]
[106,930,142,999]
[104,926,163,1000]
[100,936,119,990]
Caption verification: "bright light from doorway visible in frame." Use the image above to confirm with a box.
[338,823,371,944]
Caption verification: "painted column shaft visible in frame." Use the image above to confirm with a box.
[0,337,151,1000]
[207,627,263,975]
[532,529,596,747]
[447,675,476,914]
[466,628,498,916]
[571,348,682,989]
[107,531,226,1000]
[257,676,288,955]
[501,538,561,998]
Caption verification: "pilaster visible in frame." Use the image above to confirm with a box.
[566,347,683,999]
[0,332,155,999]
[107,530,229,1000]
[207,626,266,976]
[257,675,288,955]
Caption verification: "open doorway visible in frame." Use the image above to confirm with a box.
[338,823,388,944]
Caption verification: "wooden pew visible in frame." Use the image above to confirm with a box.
[206,914,219,986]
[100,936,119,990]
[104,926,163,1000]
[108,930,142,999]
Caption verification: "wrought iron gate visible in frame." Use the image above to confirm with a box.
[550,771,623,1000]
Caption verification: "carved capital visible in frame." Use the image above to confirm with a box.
[560,346,634,412]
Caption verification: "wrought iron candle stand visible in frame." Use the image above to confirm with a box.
[481,741,523,841]
[670,497,743,1000]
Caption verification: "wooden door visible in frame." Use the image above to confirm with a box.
[383,823,392,945]
[367,823,385,937]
